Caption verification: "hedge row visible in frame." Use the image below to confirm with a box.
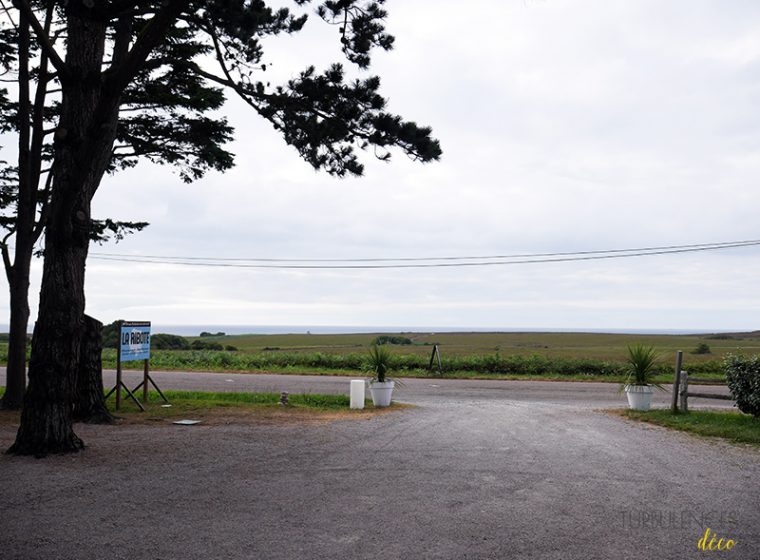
[99,349,726,377]
[724,354,760,417]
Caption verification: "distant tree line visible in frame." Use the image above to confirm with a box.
[373,335,413,346]
[101,322,236,351]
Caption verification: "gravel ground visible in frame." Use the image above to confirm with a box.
[0,371,756,560]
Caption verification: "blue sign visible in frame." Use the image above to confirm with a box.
[120,321,151,362]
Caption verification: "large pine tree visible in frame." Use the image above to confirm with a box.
[0,8,233,411]
[7,0,440,456]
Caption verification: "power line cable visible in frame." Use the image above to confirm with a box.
[88,239,760,269]
[89,239,760,264]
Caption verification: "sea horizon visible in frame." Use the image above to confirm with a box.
[2,324,750,337]
[145,325,745,337]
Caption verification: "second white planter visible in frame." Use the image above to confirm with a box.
[625,384,655,411]
[369,380,395,407]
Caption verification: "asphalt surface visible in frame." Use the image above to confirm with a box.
[0,369,757,560]
[100,367,735,408]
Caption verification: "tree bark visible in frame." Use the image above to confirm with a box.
[1,12,34,410]
[8,10,115,456]
[1,279,31,410]
[72,315,113,424]
[9,3,188,455]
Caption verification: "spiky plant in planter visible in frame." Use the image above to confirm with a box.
[622,344,663,411]
[366,344,395,407]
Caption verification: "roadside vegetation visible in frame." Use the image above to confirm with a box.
[4,329,759,381]
[619,409,760,446]
[0,388,392,425]
[99,348,728,382]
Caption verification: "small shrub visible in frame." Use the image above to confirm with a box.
[692,343,711,355]
[101,320,122,349]
[191,340,224,351]
[214,352,233,368]
[152,333,190,350]
[373,335,412,345]
[724,354,760,417]
[225,345,238,352]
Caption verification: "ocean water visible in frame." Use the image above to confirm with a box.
[148,325,735,337]
[1,324,740,337]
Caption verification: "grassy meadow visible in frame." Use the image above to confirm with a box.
[124,330,759,380]
[3,330,760,381]
[184,330,760,361]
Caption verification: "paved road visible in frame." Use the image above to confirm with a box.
[96,368,734,409]
[1,367,735,408]
[1,369,755,560]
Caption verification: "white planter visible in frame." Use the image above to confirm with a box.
[369,380,395,407]
[625,384,655,411]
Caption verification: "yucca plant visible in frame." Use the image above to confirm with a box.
[624,344,663,388]
[366,344,392,383]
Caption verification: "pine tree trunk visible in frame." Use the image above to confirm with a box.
[1,279,31,410]
[73,315,113,424]
[8,11,116,456]
[1,13,34,411]
[7,219,89,456]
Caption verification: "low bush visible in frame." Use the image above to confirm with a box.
[100,349,639,377]
[152,333,190,350]
[102,320,121,349]
[191,340,224,351]
[373,335,413,346]
[692,343,711,355]
[724,354,760,417]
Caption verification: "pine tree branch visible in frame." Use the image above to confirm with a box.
[29,1,54,207]
[31,168,52,243]
[104,0,142,18]
[13,0,68,81]
[1,237,11,281]
[0,0,17,31]
[104,0,189,95]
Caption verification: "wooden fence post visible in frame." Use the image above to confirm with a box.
[671,351,683,413]
[679,371,689,413]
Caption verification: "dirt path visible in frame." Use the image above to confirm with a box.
[0,373,755,560]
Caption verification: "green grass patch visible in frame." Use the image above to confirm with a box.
[106,389,360,414]
[146,390,352,409]
[0,388,391,426]
[620,409,760,446]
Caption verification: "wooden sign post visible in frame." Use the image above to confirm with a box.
[429,344,442,376]
[105,320,168,410]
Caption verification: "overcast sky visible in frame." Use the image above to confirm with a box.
[7,0,760,333]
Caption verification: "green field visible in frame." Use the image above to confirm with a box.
[3,330,759,380]
[183,330,760,362]
[135,330,760,380]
